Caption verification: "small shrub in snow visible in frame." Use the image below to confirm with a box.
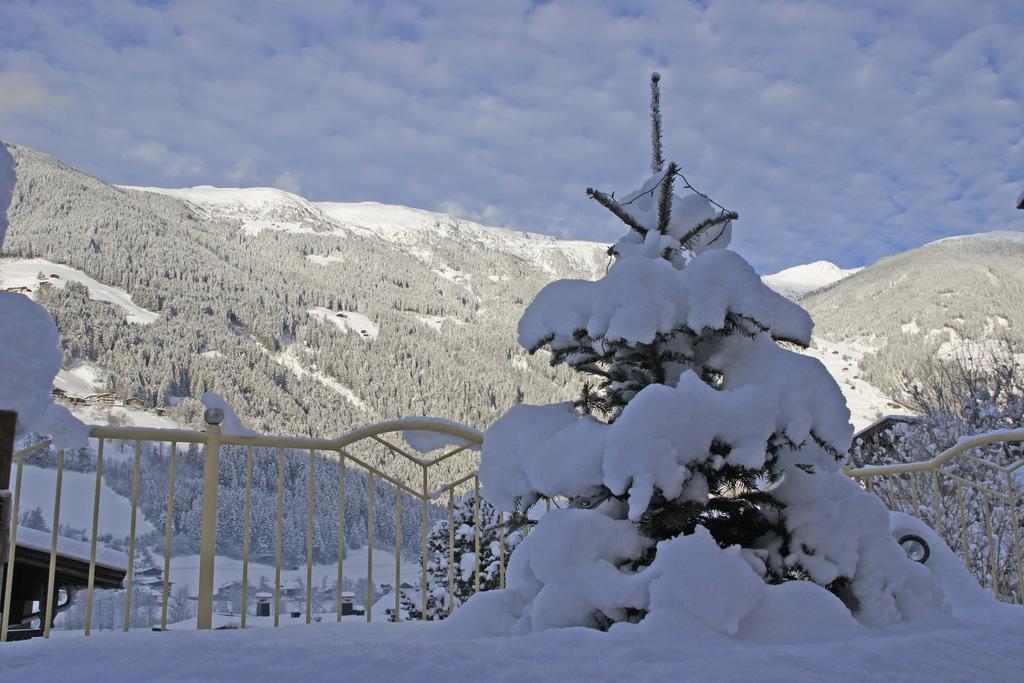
[397,490,522,620]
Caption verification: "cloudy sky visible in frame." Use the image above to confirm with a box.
[1,0,1022,273]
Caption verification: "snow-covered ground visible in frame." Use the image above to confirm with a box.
[270,345,369,411]
[53,359,105,396]
[5,513,1023,681]
[18,464,153,537]
[304,254,344,266]
[4,594,1022,681]
[308,307,379,339]
[158,545,418,599]
[802,336,904,430]
[762,260,861,299]
[413,314,466,331]
[0,258,159,324]
[317,201,608,278]
[125,185,333,236]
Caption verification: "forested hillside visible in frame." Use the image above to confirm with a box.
[801,232,1024,402]
[1,142,607,566]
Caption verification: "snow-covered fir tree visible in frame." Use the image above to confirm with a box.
[460,74,949,636]
[398,491,522,620]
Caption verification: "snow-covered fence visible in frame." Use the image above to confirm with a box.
[845,429,1024,604]
[1,416,508,641]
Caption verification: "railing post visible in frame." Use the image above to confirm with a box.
[196,410,224,630]
[0,410,15,614]
[0,411,13,488]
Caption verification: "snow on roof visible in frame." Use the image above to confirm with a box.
[16,526,129,572]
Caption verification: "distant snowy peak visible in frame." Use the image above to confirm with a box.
[123,185,335,235]
[126,184,610,279]
[762,261,862,300]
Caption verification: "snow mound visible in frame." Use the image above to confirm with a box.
[0,292,88,448]
[519,249,814,353]
[401,417,482,455]
[200,391,260,437]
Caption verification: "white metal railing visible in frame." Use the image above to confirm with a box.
[6,418,1020,641]
[0,416,504,641]
[845,429,1024,604]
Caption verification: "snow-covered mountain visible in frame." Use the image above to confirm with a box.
[762,260,861,300]
[801,230,1024,421]
[127,185,609,279]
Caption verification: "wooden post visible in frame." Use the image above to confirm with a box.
[0,410,16,584]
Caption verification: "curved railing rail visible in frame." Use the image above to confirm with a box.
[1,417,499,641]
[845,429,1024,604]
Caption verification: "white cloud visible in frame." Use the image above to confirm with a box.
[0,70,60,119]
[273,170,301,194]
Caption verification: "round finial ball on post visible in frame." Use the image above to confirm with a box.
[203,407,225,426]
[651,72,661,83]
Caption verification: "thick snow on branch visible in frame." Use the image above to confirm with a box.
[519,249,812,352]
[401,416,483,454]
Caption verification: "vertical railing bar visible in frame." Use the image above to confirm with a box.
[957,483,971,572]
[421,467,428,621]
[367,472,374,623]
[123,440,142,632]
[1006,471,1024,603]
[240,445,253,629]
[931,469,945,540]
[1,456,24,643]
[473,475,481,595]
[394,490,402,621]
[546,496,551,513]
[306,450,315,625]
[274,447,285,628]
[448,488,455,615]
[982,493,998,600]
[42,450,65,639]
[909,472,921,516]
[883,474,897,510]
[85,438,105,636]
[160,441,176,632]
[498,511,506,589]
[337,454,345,623]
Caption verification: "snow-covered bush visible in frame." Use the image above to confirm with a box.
[453,75,949,638]
[397,490,522,620]
[0,141,87,449]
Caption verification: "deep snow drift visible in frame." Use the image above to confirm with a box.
[1,514,1021,682]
